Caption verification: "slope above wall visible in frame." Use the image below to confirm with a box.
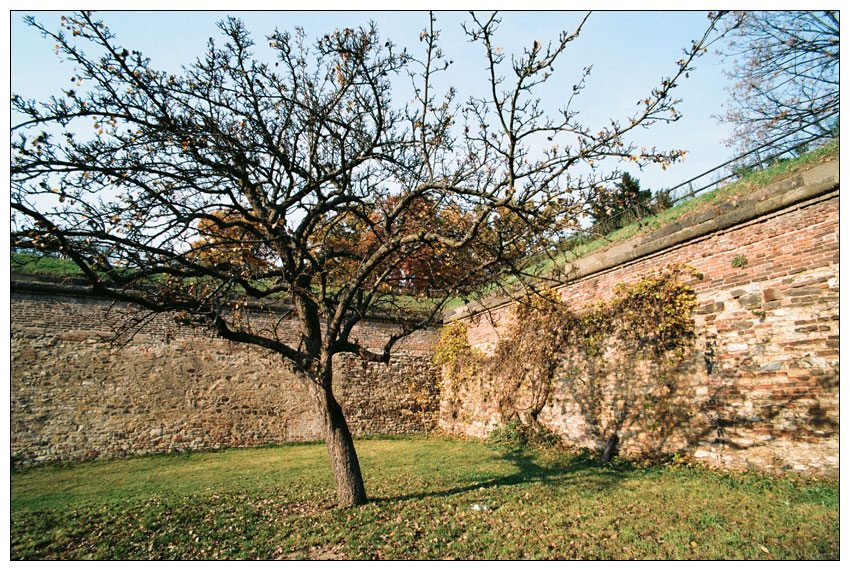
[445,159,838,322]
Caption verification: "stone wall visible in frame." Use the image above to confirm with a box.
[10,160,839,476]
[441,160,839,477]
[11,281,440,464]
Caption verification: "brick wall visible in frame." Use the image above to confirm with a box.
[442,160,839,476]
[10,160,839,476]
[11,284,440,464]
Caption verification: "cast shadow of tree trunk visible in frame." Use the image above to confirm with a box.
[372,445,635,505]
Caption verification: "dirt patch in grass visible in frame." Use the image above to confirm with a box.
[279,544,347,560]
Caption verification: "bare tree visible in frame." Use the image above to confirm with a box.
[717,11,839,157]
[11,11,720,506]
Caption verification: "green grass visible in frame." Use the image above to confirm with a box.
[579,138,840,250]
[11,252,86,278]
[10,252,438,311]
[10,435,838,560]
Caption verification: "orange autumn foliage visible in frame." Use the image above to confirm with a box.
[315,196,483,294]
[190,210,274,273]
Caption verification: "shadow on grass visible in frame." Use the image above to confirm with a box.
[372,446,636,504]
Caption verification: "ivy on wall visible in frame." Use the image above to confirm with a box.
[433,320,483,418]
[435,264,703,457]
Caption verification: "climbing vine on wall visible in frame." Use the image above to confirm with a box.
[436,264,702,454]
[433,320,483,416]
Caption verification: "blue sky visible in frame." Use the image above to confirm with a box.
[10,10,735,194]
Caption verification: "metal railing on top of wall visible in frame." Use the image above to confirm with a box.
[589,111,839,232]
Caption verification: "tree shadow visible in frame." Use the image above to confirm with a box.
[370,446,633,505]
[553,332,839,472]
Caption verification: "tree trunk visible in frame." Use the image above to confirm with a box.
[292,289,366,506]
[310,374,367,507]
[601,432,619,463]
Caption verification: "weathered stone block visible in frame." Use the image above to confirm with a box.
[738,294,762,308]
[762,288,781,302]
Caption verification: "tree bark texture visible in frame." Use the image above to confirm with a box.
[601,433,619,463]
[309,376,367,506]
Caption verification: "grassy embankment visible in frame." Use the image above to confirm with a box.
[442,138,839,309]
[12,138,839,305]
[558,138,839,263]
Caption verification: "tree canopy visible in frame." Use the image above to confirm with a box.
[717,11,839,157]
[587,172,654,235]
[11,11,721,506]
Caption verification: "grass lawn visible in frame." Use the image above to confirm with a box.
[10,435,838,560]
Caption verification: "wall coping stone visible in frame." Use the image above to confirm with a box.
[10,272,440,326]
